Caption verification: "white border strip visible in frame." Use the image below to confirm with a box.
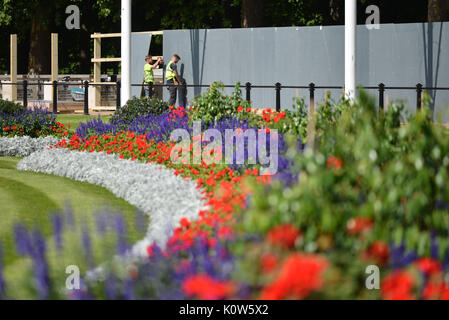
[0,136,59,157]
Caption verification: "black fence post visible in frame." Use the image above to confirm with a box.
[416,83,423,110]
[275,82,281,112]
[116,81,121,109]
[52,80,58,114]
[309,83,315,113]
[245,82,251,103]
[378,83,385,111]
[84,81,89,115]
[23,80,28,108]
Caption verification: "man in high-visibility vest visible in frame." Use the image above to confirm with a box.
[144,55,162,98]
[165,54,182,106]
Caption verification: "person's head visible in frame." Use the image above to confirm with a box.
[145,55,152,63]
[172,54,181,63]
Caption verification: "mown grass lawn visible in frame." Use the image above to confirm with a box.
[0,156,142,298]
[56,114,112,131]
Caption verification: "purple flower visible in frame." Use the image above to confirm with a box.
[29,230,50,299]
[390,243,418,270]
[81,226,94,267]
[115,215,129,255]
[95,212,108,235]
[105,275,117,300]
[52,214,64,250]
[123,279,135,300]
[14,224,31,256]
[0,242,6,298]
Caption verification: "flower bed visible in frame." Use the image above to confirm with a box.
[0,108,69,139]
[1,88,449,300]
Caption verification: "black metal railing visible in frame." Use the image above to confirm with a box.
[1,80,448,115]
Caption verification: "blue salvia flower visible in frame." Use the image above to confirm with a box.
[29,230,50,300]
[81,226,94,267]
[0,242,6,298]
[95,212,108,235]
[123,279,135,300]
[115,215,128,255]
[390,243,418,270]
[430,231,439,259]
[14,224,31,256]
[105,275,116,300]
[52,214,64,250]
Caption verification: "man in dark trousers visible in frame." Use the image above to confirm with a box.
[165,54,182,106]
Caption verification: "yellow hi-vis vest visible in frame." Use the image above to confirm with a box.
[144,64,154,84]
[165,61,176,81]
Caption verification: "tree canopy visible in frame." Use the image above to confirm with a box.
[0,0,446,74]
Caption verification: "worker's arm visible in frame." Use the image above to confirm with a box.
[151,58,161,69]
[174,70,181,85]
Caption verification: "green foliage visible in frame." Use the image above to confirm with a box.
[190,82,251,125]
[111,97,170,124]
[268,95,350,140]
[0,99,26,115]
[243,90,449,258]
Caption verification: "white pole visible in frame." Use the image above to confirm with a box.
[345,0,357,101]
[121,0,131,106]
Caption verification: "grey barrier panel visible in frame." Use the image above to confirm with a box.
[163,23,449,121]
[131,33,152,98]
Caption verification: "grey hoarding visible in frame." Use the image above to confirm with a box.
[163,23,449,121]
[131,33,152,98]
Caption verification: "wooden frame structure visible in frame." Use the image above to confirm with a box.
[8,34,58,103]
[10,34,17,101]
[90,30,163,110]
[51,33,58,98]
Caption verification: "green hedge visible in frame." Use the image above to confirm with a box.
[0,99,26,115]
[111,97,169,124]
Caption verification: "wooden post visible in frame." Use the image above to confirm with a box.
[93,33,102,108]
[10,34,17,102]
[51,33,59,98]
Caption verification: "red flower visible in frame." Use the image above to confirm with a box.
[260,253,328,300]
[182,274,235,300]
[237,106,244,112]
[415,258,441,276]
[180,218,191,229]
[363,241,390,266]
[381,271,415,300]
[422,282,449,300]
[346,217,373,235]
[260,253,278,274]
[327,156,343,170]
[266,224,301,249]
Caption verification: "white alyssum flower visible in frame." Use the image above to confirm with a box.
[0,136,59,157]
[17,148,207,257]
